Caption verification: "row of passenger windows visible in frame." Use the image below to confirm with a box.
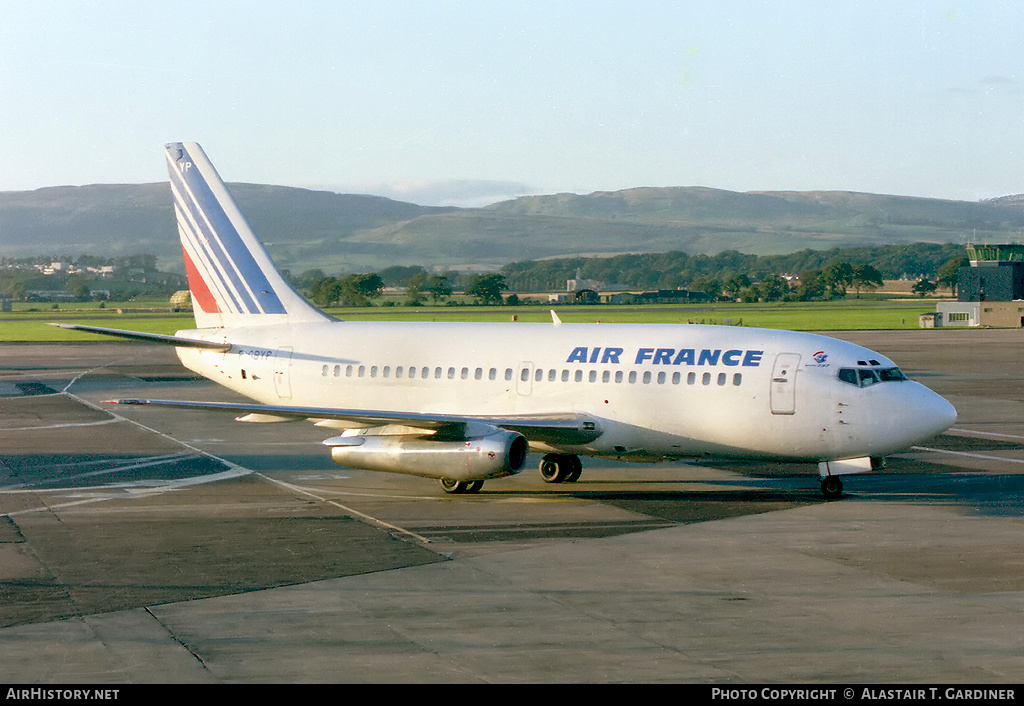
[320,364,743,387]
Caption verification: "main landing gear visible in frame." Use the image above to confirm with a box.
[819,475,843,499]
[539,453,582,483]
[439,479,484,494]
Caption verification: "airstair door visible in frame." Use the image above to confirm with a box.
[770,353,800,415]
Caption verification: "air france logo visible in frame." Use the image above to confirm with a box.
[810,350,830,368]
[565,346,763,367]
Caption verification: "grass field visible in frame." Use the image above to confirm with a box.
[0,298,946,342]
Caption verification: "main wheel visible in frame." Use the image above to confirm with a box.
[539,454,568,483]
[440,478,484,494]
[564,455,583,482]
[820,476,843,499]
[539,454,582,483]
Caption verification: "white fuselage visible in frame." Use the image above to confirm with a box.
[174,321,956,464]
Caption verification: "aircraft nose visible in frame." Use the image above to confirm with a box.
[903,383,957,443]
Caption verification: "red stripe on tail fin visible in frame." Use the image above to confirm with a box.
[182,246,221,314]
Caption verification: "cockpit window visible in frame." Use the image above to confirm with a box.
[858,369,879,386]
[838,366,907,387]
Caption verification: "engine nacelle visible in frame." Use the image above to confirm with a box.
[326,429,529,481]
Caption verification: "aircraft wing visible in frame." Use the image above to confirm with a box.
[109,398,602,445]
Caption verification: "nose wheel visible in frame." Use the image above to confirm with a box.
[820,476,843,499]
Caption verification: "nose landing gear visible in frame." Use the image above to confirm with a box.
[820,475,843,499]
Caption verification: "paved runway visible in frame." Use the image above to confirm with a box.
[0,330,1022,683]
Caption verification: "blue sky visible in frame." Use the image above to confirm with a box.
[1,1,1022,205]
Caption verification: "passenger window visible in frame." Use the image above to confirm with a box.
[733,373,742,386]
[358,365,366,377]
[521,368,530,382]
[346,365,354,377]
[505,368,513,381]
[448,367,456,379]
[371,366,378,378]
[615,371,623,383]
[672,372,680,385]
[461,367,469,379]
[548,369,557,382]
[489,368,497,380]
[475,368,483,380]
[562,370,570,382]
[535,369,543,382]
[383,366,390,378]
[628,371,637,383]
[657,372,666,384]
[395,366,403,378]
[602,370,611,383]
[574,370,583,382]
[434,367,442,379]
[702,372,711,386]
[321,365,328,376]
[717,373,726,386]
[333,365,341,377]
[407,367,415,379]
[643,371,652,384]
[687,372,696,385]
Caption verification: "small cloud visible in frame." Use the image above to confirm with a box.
[332,179,538,207]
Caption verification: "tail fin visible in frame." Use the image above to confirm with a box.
[165,142,331,328]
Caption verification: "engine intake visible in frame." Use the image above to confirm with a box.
[327,429,528,481]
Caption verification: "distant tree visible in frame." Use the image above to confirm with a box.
[404,271,428,306]
[912,278,938,297]
[468,273,507,305]
[821,262,854,299]
[428,274,453,303]
[851,264,884,298]
[340,273,384,306]
[758,274,788,302]
[796,270,825,301]
[309,276,343,307]
[937,257,969,296]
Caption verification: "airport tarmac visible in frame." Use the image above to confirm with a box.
[0,329,1022,683]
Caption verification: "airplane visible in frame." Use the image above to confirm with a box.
[56,142,957,499]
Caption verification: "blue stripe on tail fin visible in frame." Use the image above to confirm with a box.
[165,143,331,328]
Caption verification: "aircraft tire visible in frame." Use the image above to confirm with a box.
[565,455,582,482]
[440,478,485,494]
[539,454,569,483]
[540,454,582,483]
[820,476,843,499]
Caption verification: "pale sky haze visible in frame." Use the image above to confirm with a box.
[1,1,1021,206]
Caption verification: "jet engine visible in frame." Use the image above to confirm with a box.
[325,428,528,481]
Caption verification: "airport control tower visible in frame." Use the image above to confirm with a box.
[958,243,1024,302]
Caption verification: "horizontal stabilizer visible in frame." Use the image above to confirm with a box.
[50,323,231,351]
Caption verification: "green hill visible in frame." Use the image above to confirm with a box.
[2,183,1023,273]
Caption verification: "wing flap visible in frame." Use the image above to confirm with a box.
[108,398,602,444]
